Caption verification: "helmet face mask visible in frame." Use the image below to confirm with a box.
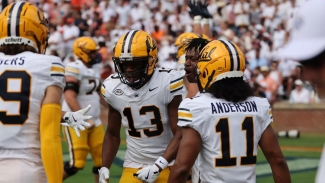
[87,50,102,65]
[113,57,149,89]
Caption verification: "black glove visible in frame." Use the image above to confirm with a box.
[188,0,201,17]
[199,0,212,19]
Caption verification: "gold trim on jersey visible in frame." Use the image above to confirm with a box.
[178,108,192,122]
[66,67,80,74]
[170,77,183,93]
[50,66,65,74]
[101,86,106,95]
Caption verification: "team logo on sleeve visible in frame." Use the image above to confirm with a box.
[113,88,124,96]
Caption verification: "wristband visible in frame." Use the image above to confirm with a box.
[203,18,210,24]
[194,15,202,24]
[155,156,168,171]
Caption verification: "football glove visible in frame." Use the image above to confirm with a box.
[61,104,92,137]
[134,164,160,183]
[99,167,110,183]
[199,0,212,18]
[188,0,201,17]
[134,156,168,183]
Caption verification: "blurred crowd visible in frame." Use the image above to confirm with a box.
[7,0,319,105]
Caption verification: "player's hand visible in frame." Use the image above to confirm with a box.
[199,0,212,18]
[188,0,201,17]
[61,105,92,137]
[99,167,110,183]
[133,164,160,183]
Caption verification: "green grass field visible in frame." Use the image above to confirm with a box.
[61,127,325,183]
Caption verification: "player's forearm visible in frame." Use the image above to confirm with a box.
[202,23,211,38]
[99,92,109,108]
[167,163,190,183]
[65,96,82,112]
[162,129,182,163]
[102,131,120,169]
[270,157,291,183]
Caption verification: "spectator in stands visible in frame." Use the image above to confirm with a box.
[247,45,268,71]
[259,66,278,104]
[97,37,109,63]
[63,17,79,57]
[48,24,64,58]
[151,25,165,43]
[269,61,284,99]
[74,11,89,37]
[289,79,310,104]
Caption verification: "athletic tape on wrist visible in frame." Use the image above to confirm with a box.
[194,16,202,24]
[203,18,210,24]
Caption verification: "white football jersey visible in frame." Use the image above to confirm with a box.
[177,54,187,99]
[178,94,273,183]
[0,51,65,151]
[61,60,102,126]
[102,68,185,167]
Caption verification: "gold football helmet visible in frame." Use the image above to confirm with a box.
[73,36,101,65]
[0,2,49,54]
[113,30,158,89]
[202,34,211,41]
[196,40,246,92]
[174,32,200,60]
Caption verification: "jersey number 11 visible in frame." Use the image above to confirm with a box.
[215,117,257,167]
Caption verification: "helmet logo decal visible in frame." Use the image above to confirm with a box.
[200,47,216,62]
[77,41,86,49]
[146,36,157,51]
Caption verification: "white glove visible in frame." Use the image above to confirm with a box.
[61,104,92,137]
[98,167,110,183]
[134,164,160,183]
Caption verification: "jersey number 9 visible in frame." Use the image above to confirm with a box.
[0,70,31,125]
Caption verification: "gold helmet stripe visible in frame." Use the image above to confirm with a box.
[8,2,26,37]
[219,40,240,71]
[122,30,138,53]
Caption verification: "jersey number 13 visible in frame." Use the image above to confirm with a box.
[123,105,164,138]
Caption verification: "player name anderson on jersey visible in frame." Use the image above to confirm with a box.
[210,101,258,114]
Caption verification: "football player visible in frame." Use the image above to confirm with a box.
[0,2,90,183]
[168,40,291,183]
[173,0,212,101]
[280,1,325,182]
[62,36,107,183]
[99,30,184,183]
[182,37,211,183]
